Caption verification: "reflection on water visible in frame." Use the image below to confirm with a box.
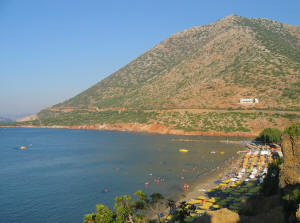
[0,128,243,223]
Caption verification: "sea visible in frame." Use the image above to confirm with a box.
[0,128,244,223]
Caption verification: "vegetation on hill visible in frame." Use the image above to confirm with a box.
[32,109,300,133]
[256,127,282,143]
[47,15,300,112]
[32,15,300,131]
[284,123,300,136]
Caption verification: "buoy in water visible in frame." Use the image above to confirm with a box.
[104,189,109,193]
[20,146,26,150]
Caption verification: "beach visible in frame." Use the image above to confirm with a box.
[159,142,281,220]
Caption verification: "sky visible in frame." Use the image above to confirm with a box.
[0,0,299,118]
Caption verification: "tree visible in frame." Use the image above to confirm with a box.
[83,190,156,223]
[114,195,134,223]
[83,213,96,223]
[167,199,176,214]
[133,190,149,223]
[172,201,196,223]
[284,123,300,136]
[148,193,165,223]
[256,127,282,144]
[95,205,114,223]
[114,192,149,223]
[83,205,114,223]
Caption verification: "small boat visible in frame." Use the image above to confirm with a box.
[179,149,189,153]
[210,151,216,154]
[20,146,26,150]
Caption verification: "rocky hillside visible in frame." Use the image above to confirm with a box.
[51,14,300,110]
[9,15,298,134]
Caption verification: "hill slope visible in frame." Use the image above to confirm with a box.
[28,15,300,135]
[52,15,300,110]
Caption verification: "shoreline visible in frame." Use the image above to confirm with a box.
[0,123,257,137]
[166,153,241,204]
[147,153,241,219]
[159,141,278,220]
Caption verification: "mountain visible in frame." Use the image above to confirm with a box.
[17,114,38,122]
[28,15,300,134]
[0,117,13,123]
[51,14,300,110]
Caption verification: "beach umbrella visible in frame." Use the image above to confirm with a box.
[188,200,202,204]
[222,179,231,183]
[197,196,207,200]
[208,197,216,203]
[205,202,213,206]
[212,204,220,209]
[195,209,205,214]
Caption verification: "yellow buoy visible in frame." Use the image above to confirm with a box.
[20,146,26,150]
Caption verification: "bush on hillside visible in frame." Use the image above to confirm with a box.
[284,123,300,136]
[256,128,282,143]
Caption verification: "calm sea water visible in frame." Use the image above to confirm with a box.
[0,128,243,223]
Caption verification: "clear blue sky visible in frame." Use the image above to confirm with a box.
[1,0,299,118]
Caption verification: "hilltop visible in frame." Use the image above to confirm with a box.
[6,15,300,135]
[53,14,300,110]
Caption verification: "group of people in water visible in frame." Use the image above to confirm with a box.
[145,176,167,187]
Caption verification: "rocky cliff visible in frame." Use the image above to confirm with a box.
[280,133,300,187]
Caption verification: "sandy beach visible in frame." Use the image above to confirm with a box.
[158,142,279,220]
[167,153,241,203]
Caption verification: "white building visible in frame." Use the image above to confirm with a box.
[240,98,259,104]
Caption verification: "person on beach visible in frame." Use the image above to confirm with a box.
[184,184,190,190]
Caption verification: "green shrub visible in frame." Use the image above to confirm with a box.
[256,128,282,143]
[284,123,300,136]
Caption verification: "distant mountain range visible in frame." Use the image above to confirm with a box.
[0,117,13,123]
[7,15,300,135]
